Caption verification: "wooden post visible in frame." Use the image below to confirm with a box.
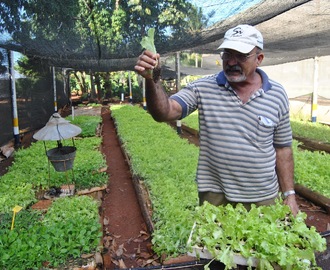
[52,66,57,112]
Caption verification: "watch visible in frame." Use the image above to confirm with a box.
[283,190,295,198]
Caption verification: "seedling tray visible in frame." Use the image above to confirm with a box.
[187,223,281,269]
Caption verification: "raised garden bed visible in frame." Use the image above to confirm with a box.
[110,105,328,270]
[1,105,329,269]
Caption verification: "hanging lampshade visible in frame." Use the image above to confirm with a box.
[33,113,82,141]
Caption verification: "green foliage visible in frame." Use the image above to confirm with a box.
[293,140,330,197]
[16,55,51,77]
[0,113,105,268]
[0,183,36,215]
[291,119,330,143]
[181,110,199,130]
[0,196,101,269]
[190,201,326,269]
[107,71,141,100]
[66,115,101,137]
[140,28,157,53]
[0,118,107,214]
[111,105,198,256]
[112,105,328,261]
[1,0,204,60]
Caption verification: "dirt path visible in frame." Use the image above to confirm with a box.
[100,106,156,269]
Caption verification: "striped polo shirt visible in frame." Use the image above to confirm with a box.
[170,69,293,202]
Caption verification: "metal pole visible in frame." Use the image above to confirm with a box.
[53,66,58,112]
[142,78,146,110]
[8,50,20,147]
[129,71,133,103]
[175,52,182,134]
[311,57,319,123]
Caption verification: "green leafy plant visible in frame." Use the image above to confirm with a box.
[111,105,328,264]
[182,110,199,130]
[66,115,101,138]
[293,140,330,197]
[0,196,101,269]
[0,114,107,212]
[190,201,326,270]
[111,105,198,256]
[0,137,107,214]
[0,113,106,268]
[291,119,330,143]
[140,28,157,53]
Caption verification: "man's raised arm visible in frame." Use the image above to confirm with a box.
[134,50,182,122]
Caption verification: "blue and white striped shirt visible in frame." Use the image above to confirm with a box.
[170,69,292,202]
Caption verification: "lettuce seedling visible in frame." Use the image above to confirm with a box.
[140,28,157,54]
[140,28,159,78]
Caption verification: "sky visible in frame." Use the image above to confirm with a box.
[189,0,262,26]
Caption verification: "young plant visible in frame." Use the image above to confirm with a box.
[190,201,326,270]
[0,196,101,269]
[140,28,157,54]
[140,28,159,77]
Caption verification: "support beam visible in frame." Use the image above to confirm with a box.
[175,52,182,135]
[311,56,319,122]
[8,50,20,147]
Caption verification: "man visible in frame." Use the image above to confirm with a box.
[134,24,299,216]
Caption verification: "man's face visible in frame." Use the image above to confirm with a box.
[221,48,262,83]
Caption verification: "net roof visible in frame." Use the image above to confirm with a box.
[1,0,329,73]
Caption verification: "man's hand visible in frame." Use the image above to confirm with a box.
[134,50,160,80]
[284,195,299,216]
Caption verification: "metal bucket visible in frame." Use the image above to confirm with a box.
[46,146,77,172]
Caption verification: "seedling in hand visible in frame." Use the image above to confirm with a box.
[140,28,159,77]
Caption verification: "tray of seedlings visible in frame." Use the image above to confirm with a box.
[187,201,326,270]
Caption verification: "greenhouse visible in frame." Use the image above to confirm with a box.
[0,0,329,269]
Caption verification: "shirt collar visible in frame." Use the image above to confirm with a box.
[216,68,272,92]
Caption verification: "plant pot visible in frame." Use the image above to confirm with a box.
[46,146,77,172]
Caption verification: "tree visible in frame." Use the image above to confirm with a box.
[0,50,8,74]
[1,0,204,62]
[15,55,52,77]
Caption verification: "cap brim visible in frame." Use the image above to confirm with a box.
[218,41,255,54]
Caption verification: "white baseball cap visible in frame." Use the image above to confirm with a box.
[218,24,263,53]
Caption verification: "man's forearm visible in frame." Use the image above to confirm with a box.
[275,146,295,192]
[145,78,182,122]
[145,78,172,122]
[275,146,299,215]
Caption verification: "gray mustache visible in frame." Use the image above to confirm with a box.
[226,66,242,72]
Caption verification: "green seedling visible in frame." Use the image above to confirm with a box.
[140,28,158,75]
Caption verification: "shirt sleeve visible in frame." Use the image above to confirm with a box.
[169,83,199,119]
[273,90,293,148]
